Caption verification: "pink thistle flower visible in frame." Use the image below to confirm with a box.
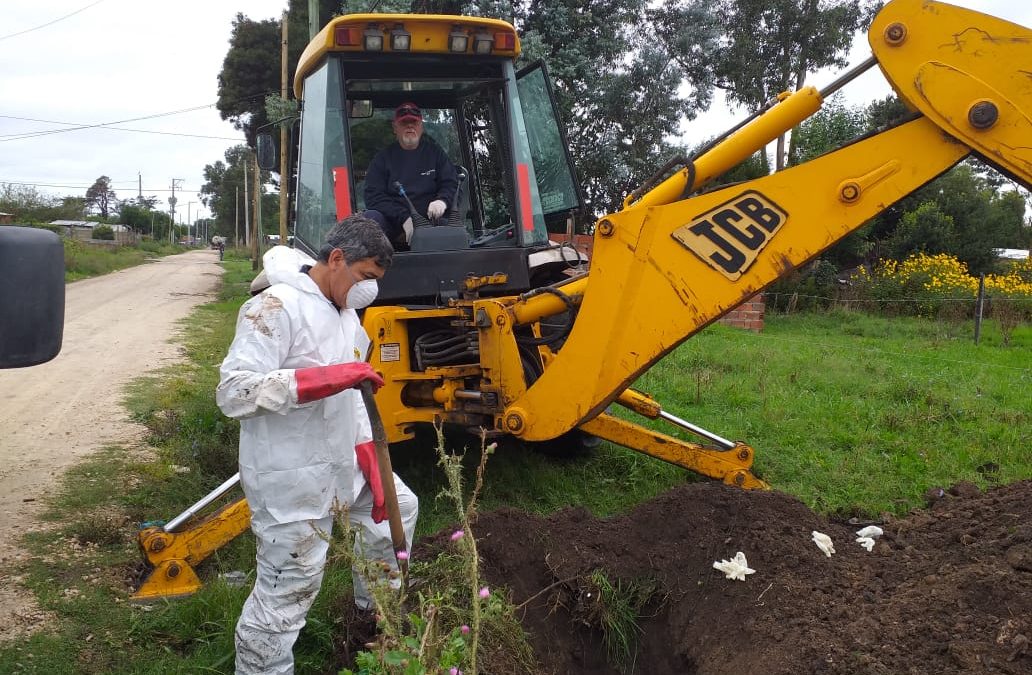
[460,624,470,635]
[396,550,409,561]
[479,586,490,599]
[450,529,465,541]
[449,669,462,675]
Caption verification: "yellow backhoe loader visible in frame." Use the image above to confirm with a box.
[132,0,1032,600]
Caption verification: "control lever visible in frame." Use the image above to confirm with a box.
[394,181,433,228]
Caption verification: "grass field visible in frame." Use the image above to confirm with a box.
[1,254,1027,673]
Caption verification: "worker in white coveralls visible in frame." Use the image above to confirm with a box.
[216,214,418,674]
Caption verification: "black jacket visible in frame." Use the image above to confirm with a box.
[363,136,458,240]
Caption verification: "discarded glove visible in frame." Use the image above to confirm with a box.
[713,551,756,581]
[812,531,835,557]
[855,525,884,552]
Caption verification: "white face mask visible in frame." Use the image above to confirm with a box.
[346,278,378,309]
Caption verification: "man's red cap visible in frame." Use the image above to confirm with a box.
[394,102,422,122]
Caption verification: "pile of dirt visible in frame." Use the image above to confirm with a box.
[469,479,1032,674]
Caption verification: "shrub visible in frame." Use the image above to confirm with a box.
[766,259,842,313]
[848,253,1032,327]
[92,224,114,240]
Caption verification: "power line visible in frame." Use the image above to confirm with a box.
[0,104,217,142]
[0,179,206,194]
[0,115,243,142]
[0,0,106,41]
[0,89,277,143]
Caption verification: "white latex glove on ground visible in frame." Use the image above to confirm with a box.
[812,531,835,557]
[856,525,883,552]
[713,551,756,581]
[402,217,413,243]
[427,199,447,220]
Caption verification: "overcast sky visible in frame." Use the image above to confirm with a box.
[1,0,1030,223]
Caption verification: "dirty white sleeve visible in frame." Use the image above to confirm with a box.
[216,294,301,419]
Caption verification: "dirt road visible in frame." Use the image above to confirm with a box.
[0,249,223,641]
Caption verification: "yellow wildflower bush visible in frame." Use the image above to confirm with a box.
[849,252,1032,326]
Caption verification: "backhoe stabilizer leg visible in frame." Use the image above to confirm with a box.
[132,558,204,601]
[131,496,252,602]
[578,413,769,490]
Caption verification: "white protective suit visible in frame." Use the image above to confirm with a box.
[216,246,418,675]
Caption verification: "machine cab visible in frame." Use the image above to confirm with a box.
[289,14,584,303]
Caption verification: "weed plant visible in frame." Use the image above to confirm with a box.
[340,428,534,674]
[63,238,186,282]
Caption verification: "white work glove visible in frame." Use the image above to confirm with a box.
[427,199,447,220]
[712,551,755,581]
[402,217,413,243]
[855,525,883,552]
[812,531,835,557]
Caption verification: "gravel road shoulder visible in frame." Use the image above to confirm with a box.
[0,249,223,642]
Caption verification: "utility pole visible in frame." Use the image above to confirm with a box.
[187,202,195,243]
[243,160,250,248]
[235,187,240,247]
[308,0,319,40]
[169,178,183,244]
[279,10,290,244]
[252,151,261,271]
[138,172,142,200]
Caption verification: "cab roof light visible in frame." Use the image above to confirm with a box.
[448,26,469,53]
[364,24,384,51]
[472,32,493,55]
[335,26,361,47]
[494,31,516,51]
[390,24,410,51]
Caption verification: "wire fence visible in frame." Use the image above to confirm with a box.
[763,286,1030,346]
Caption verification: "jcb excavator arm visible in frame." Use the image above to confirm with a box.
[502,0,1032,444]
[133,0,1032,600]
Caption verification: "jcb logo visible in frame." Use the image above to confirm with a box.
[672,191,787,280]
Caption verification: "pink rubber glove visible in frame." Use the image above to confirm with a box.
[355,441,387,523]
[295,363,384,404]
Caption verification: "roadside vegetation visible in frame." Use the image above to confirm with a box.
[63,237,189,282]
[0,251,1028,673]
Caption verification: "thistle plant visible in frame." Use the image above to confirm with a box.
[337,426,505,675]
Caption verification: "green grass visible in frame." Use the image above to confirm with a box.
[64,239,190,282]
[1,264,1028,673]
[633,308,1030,516]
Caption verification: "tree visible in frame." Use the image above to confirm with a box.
[201,145,252,239]
[201,145,278,242]
[788,94,866,165]
[217,15,282,147]
[495,0,722,216]
[218,2,345,148]
[85,176,117,219]
[688,0,877,170]
[119,197,165,236]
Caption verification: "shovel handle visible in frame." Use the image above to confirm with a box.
[358,380,409,576]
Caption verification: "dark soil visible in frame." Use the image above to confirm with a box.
[468,479,1032,675]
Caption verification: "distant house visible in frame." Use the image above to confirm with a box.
[50,220,137,245]
[994,248,1030,261]
[0,212,12,224]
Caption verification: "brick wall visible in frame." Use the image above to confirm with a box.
[719,293,765,332]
